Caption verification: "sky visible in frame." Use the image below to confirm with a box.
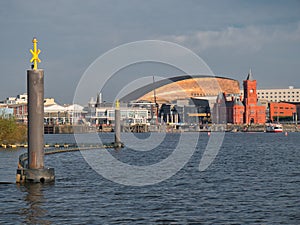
[0,0,299,105]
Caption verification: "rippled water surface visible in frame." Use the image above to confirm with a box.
[0,132,300,224]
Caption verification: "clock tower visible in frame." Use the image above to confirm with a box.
[221,69,266,125]
[243,69,257,106]
[242,69,265,124]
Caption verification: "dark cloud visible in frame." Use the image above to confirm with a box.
[0,0,299,104]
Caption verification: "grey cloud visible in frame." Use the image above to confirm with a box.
[0,0,300,103]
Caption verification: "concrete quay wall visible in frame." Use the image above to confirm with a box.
[43,124,300,134]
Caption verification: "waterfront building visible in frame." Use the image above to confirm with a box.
[44,98,56,106]
[240,85,300,123]
[258,86,300,103]
[9,103,28,123]
[4,97,18,105]
[121,75,241,104]
[170,98,211,125]
[86,104,150,127]
[268,102,297,122]
[240,86,300,103]
[44,103,85,125]
[84,93,150,127]
[242,70,266,124]
[225,96,245,124]
[2,93,28,105]
[121,75,240,125]
[214,70,266,124]
[0,93,86,124]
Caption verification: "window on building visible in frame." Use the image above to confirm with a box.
[270,92,273,94]
[274,92,277,94]
[279,92,281,94]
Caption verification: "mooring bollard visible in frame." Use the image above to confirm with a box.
[16,38,55,183]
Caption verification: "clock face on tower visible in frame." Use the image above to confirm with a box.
[250,89,254,93]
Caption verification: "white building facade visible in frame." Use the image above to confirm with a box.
[240,86,300,103]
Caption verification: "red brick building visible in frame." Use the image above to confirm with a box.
[269,102,296,122]
[214,70,266,124]
[226,97,245,124]
[242,70,266,124]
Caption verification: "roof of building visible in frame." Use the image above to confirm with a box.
[234,98,244,106]
[121,75,240,103]
[246,69,254,81]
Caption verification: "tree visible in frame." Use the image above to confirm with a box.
[0,117,27,144]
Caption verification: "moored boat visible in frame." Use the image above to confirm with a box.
[265,123,283,133]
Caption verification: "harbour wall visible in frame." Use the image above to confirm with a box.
[43,124,300,134]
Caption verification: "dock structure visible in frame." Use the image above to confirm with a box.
[17,143,124,169]
[16,38,55,183]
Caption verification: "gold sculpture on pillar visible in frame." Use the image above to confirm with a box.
[116,99,120,109]
[30,37,41,70]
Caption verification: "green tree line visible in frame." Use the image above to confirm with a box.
[0,117,27,144]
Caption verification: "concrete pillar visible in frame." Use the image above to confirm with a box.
[114,107,121,148]
[16,69,55,183]
[27,69,44,169]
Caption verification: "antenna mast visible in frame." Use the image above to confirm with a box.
[153,76,158,125]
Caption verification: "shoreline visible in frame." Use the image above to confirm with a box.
[43,123,300,134]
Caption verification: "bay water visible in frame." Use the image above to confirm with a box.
[0,132,299,224]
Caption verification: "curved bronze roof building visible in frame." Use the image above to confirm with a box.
[121,75,240,103]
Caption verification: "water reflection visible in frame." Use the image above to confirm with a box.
[18,183,52,225]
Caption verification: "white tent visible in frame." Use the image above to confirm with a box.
[64,104,84,112]
[44,104,66,113]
